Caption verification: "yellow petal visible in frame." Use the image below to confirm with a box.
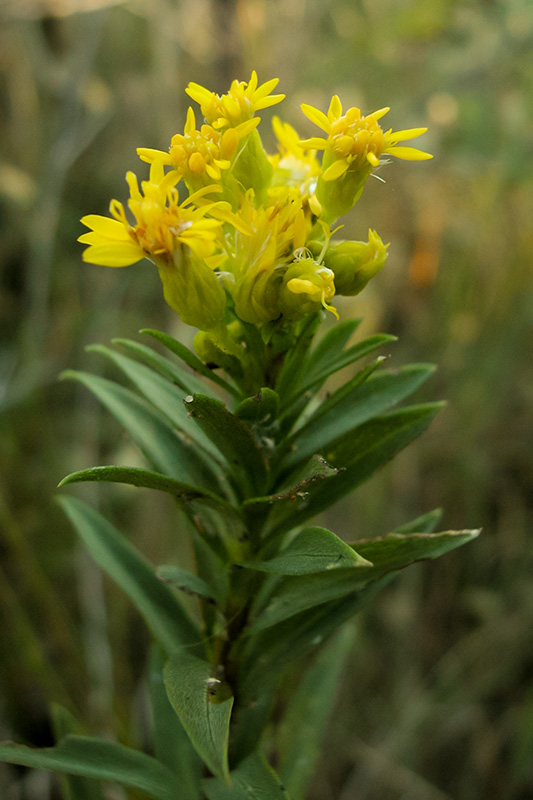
[328,95,343,120]
[386,127,427,143]
[299,136,329,150]
[322,159,349,181]
[136,147,171,165]
[253,76,279,100]
[82,242,145,267]
[80,215,130,239]
[254,93,285,110]
[300,103,331,133]
[184,106,196,134]
[366,152,380,167]
[388,145,433,161]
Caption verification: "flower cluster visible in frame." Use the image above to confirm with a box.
[80,72,431,376]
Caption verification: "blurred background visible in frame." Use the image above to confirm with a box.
[1,0,532,798]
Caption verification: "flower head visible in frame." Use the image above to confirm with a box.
[269,116,321,204]
[301,95,432,181]
[186,71,285,129]
[79,160,223,268]
[136,107,258,185]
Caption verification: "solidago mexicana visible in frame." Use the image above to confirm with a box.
[80,72,431,390]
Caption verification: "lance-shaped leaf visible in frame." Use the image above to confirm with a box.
[350,529,481,570]
[59,466,240,523]
[283,364,435,470]
[275,313,321,403]
[61,370,217,490]
[243,455,339,536]
[279,624,356,800]
[241,578,392,704]
[142,328,240,398]
[393,507,443,534]
[149,647,202,799]
[113,336,218,398]
[0,736,181,800]
[290,330,397,405]
[235,388,280,426]
[203,752,290,799]
[58,496,201,653]
[248,529,480,632]
[184,394,269,498]
[270,403,443,536]
[164,650,233,782]
[87,344,222,461]
[240,526,372,576]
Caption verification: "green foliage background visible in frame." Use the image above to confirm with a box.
[1,0,532,798]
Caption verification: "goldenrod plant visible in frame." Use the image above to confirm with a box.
[0,73,479,799]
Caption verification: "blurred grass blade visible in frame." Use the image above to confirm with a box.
[164,650,233,783]
[58,496,202,653]
[0,736,181,800]
[279,624,356,800]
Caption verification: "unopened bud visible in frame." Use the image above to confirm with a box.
[310,229,388,295]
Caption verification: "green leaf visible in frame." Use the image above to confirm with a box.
[0,736,181,800]
[242,455,339,536]
[235,388,280,426]
[350,529,481,570]
[275,313,320,403]
[142,328,240,398]
[271,404,444,536]
[157,564,215,601]
[293,331,397,401]
[58,496,201,653]
[240,527,372,575]
[393,507,443,534]
[164,650,233,782]
[113,336,218,398]
[61,370,217,489]
[304,318,362,378]
[87,344,222,461]
[59,466,238,519]
[241,579,391,703]
[203,752,290,799]
[51,705,103,800]
[149,647,202,799]
[279,625,356,800]
[283,364,436,471]
[249,529,480,632]
[184,394,269,497]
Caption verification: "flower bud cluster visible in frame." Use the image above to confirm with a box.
[79,72,431,364]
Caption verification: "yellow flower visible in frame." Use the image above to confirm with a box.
[186,71,285,129]
[269,116,321,203]
[136,107,258,183]
[300,95,432,181]
[227,188,310,324]
[79,160,223,267]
